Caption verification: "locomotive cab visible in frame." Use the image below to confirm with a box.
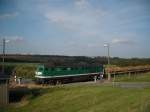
[35,65,44,77]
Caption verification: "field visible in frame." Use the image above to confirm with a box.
[1,83,150,112]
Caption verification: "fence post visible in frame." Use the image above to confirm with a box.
[94,76,97,83]
[113,73,115,87]
[128,72,131,79]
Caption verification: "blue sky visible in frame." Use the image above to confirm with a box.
[0,0,150,58]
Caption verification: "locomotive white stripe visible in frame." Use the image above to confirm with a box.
[35,72,101,79]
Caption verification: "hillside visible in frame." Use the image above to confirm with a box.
[1,84,150,112]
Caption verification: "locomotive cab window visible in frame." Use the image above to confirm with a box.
[62,68,67,70]
[39,67,43,71]
[51,68,54,71]
[56,68,61,71]
[45,68,48,71]
[67,68,71,70]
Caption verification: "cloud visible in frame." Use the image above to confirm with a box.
[112,38,136,45]
[0,12,18,19]
[45,9,104,38]
[1,36,24,43]
[45,11,81,30]
[44,0,107,37]
[75,0,89,9]
[12,36,24,43]
[87,43,99,48]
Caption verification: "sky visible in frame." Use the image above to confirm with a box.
[0,0,150,58]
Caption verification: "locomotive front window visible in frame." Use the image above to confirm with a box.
[56,68,61,71]
[67,68,71,70]
[51,68,54,71]
[39,68,43,71]
[62,68,67,70]
[45,68,48,71]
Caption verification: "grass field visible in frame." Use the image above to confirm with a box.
[0,83,150,112]
[114,72,150,82]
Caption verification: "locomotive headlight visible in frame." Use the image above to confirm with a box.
[35,71,42,75]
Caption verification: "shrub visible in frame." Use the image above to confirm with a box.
[12,65,36,79]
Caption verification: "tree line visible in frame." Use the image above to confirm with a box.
[1,54,150,66]
[0,55,150,79]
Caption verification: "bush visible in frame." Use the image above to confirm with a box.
[13,65,36,79]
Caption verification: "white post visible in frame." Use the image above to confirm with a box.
[18,78,21,85]
[113,74,115,87]
[14,75,17,83]
[128,72,131,79]
[94,76,97,83]
[104,43,111,81]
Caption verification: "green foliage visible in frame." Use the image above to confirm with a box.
[13,65,37,79]
[0,63,37,79]
[0,65,15,75]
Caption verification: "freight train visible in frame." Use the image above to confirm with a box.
[35,64,104,84]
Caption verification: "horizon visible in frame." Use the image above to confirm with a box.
[0,0,150,58]
[1,53,150,59]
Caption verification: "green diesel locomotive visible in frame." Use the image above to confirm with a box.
[35,65,104,84]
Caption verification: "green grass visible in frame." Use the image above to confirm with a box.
[1,84,150,112]
[114,72,150,82]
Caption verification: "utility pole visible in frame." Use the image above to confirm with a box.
[2,38,5,75]
[104,43,111,81]
[107,43,110,65]
[0,38,9,105]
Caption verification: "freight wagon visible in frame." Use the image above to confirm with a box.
[35,65,104,84]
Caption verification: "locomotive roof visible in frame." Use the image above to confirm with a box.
[41,64,103,68]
